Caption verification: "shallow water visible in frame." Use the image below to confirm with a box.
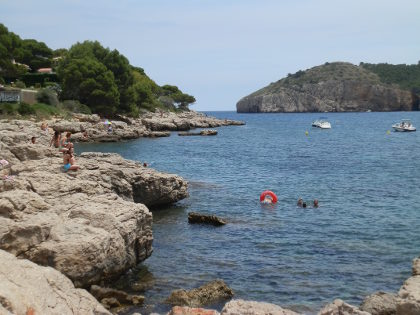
[76,112,420,314]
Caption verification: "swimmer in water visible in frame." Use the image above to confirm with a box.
[262,195,273,204]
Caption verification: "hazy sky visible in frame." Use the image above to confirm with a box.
[2,0,420,111]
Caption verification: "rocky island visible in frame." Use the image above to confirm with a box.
[237,62,419,113]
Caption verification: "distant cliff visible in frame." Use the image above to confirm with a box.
[237,62,418,113]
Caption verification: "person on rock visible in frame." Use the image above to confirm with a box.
[31,137,36,144]
[50,131,61,149]
[63,143,79,172]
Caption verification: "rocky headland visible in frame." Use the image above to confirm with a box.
[236,62,417,113]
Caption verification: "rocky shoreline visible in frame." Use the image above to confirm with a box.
[1,111,420,315]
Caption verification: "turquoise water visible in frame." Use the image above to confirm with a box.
[76,112,420,314]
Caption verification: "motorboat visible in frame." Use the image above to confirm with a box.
[312,118,331,129]
[392,119,416,132]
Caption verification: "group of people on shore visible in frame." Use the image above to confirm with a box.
[49,130,79,172]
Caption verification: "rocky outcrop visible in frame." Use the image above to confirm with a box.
[318,299,371,315]
[397,276,420,315]
[360,292,397,315]
[413,257,420,276]
[0,249,111,315]
[237,81,414,113]
[0,120,188,288]
[237,63,415,113]
[166,280,234,307]
[188,212,227,226]
[221,299,300,315]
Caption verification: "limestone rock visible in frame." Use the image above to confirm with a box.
[237,63,415,113]
[168,306,220,315]
[0,249,110,315]
[221,299,300,315]
[178,130,218,136]
[413,257,420,276]
[397,275,420,315]
[90,285,145,305]
[166,280,234,307]
[318,299,371,315]
[360,291,397,315]
[188,212,226,226]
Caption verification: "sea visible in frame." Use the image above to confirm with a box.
[76,111,420,315]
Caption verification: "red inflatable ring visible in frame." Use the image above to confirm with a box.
[260,190,278,203]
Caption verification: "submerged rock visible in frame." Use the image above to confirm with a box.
[188,212,227,226]
[0,249,110,315]
[178,130,218,136]
[221,299,300,315]
[168,306,220,315]
[166,280,234,307]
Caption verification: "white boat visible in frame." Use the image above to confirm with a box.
[392,119,416,132]
[312,118,331,129]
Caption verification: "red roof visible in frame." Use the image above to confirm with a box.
[37,68,53,73]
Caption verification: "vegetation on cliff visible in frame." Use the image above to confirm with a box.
[0,23,195,117]
[249,61,420,98]
[360,62,420,94]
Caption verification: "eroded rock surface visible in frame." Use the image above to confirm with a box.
[221,299,300,315]
[360,291,397,315]
[0,249,110,315]
[318,299,371,315]
[0,119,188,288]
[166,280,234,307]
[397,275,420,315]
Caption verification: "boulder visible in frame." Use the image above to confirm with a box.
[90,285,144,305]
[166,280,234,307]
[221,299,300,315]
[397,275,420,315]
[360,291,397,315]
[188,212,227,226]
[0,249,110,315]
[413,257,420,276]
[318,299,371,315]
[168,306,220,315]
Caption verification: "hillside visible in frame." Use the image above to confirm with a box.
[0,23,195,117]
[237,62,419,113]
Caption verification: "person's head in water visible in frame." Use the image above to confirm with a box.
[302,202,307,208]
[297,198,303,207]
[313,199,319,208]
[31,137,36,144]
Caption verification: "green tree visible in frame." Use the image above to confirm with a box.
[58,57,119,114]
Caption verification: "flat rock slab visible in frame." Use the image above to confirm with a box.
[166,279,234,307]
[318,299,371,315]
[188,212,227,226]
[168,306,220,315]
[221,299,300,315]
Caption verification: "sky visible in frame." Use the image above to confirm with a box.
[2,0,420,111]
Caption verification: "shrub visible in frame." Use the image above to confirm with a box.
[17,102,36,116]
[0,103,18,115]
[14,80,26,89]
[32,103,61,118]
[60,100,92,114]
[36,88,59,106]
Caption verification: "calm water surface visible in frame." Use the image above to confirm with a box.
[76,112,420,314]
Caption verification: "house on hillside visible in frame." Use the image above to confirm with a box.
[37,68,53,74]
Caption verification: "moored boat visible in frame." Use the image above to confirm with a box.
[312,118,331,129]
[392,119,416,132]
